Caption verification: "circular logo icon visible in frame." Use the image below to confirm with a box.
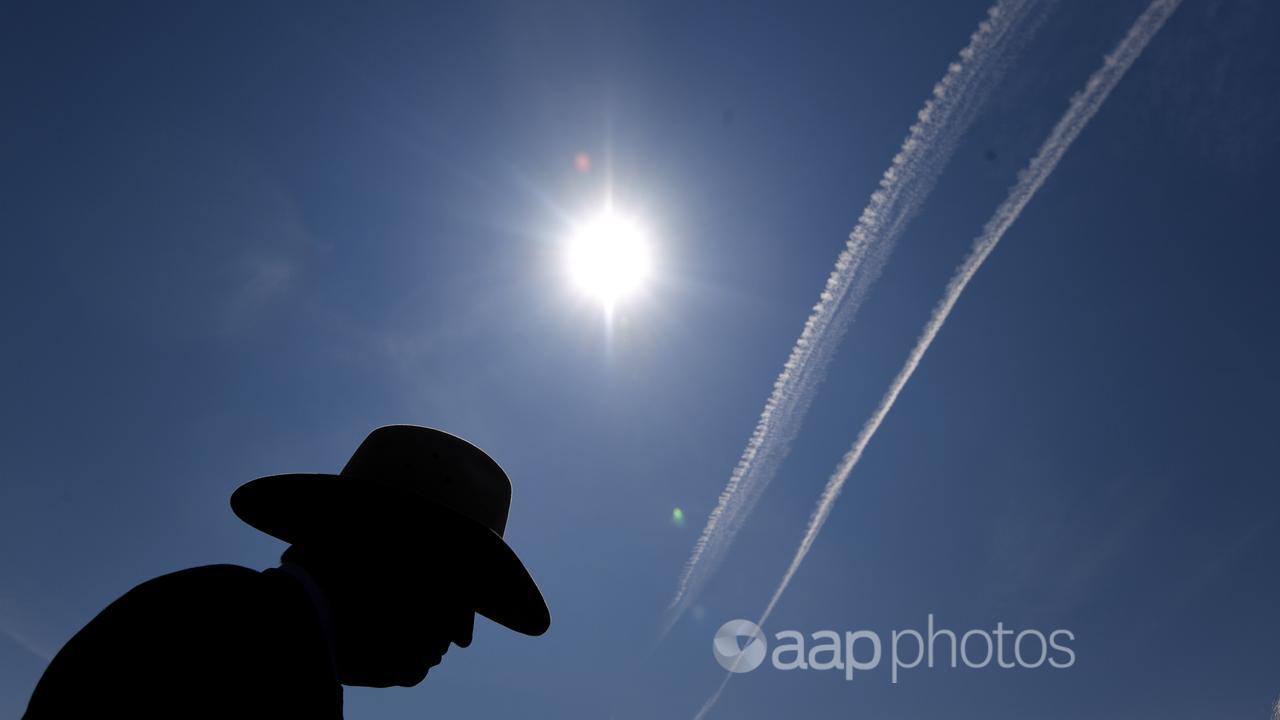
[713,619,767,673]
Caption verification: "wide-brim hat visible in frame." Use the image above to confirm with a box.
[230,425,550,636]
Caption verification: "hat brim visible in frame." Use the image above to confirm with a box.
[230,473,550,636]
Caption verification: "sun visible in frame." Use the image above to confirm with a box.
[566,210,652,309]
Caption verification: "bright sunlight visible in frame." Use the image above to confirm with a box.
[566,209,652,310]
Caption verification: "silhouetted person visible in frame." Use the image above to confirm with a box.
[24,425,550,718]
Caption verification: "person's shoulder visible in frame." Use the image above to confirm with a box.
[24,564,274,716]
[136,563,262,587]
[96,564,263,618]
[68,564,269,645]
[127,563,263,597]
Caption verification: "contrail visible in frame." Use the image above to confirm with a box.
[0,622,54,663]
[693,0,1181,714]
[757,0,1181,630]
[662,0,1046,637]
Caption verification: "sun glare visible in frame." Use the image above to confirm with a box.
[567,210,651,309]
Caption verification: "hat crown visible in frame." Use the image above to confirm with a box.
[341,425,511,536]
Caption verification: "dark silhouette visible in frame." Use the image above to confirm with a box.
[24,425,550,718]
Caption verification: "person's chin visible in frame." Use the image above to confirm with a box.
[394,653,443,687]
[397,660,437,687]
[343,658,439,688]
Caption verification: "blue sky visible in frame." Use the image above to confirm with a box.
[2,1,1278,717]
